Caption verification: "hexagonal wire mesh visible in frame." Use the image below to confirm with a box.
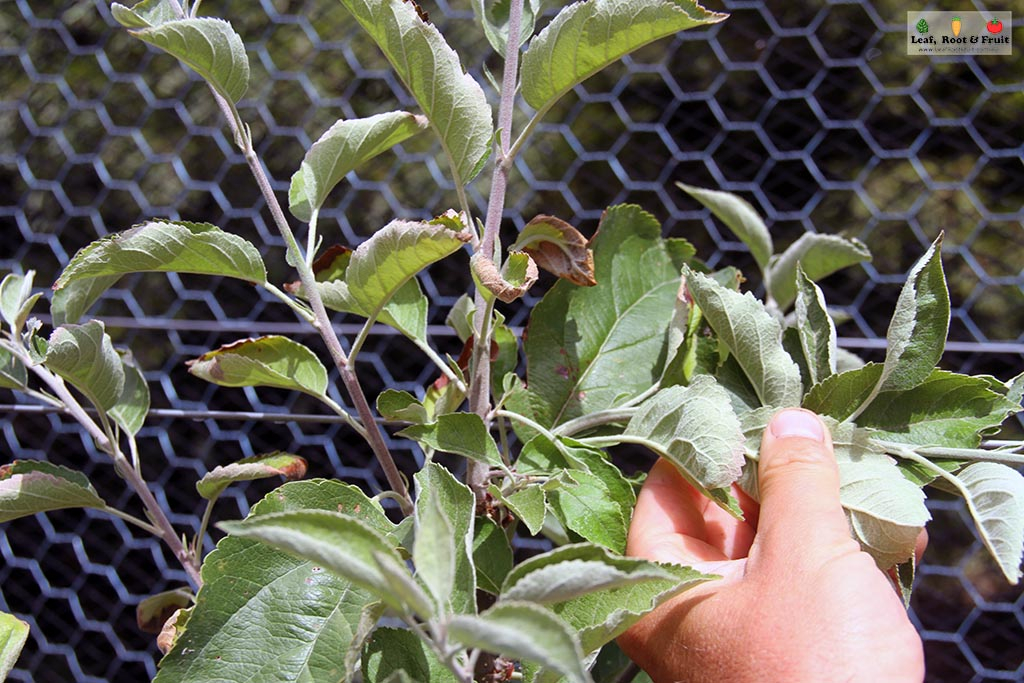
[1,0,1022,680]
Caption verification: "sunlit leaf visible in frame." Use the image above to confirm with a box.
[109,0,176,28]
[839,459,930,569]
[793,267,837,386]
[0,610,30,680]
[0,346,27,390]
[52,221,266,324]
[219,509,414,614]
[500,543,713,652]
[877,235,949,393]
[196,452,308,500]
[46,321,125,411]
[625,376,745,492]
[113,15,249,103]
[289,112,429,222]
[472,0,542,53]
[518,205,689,429]
[767,233,871,310]
[521,0,725,112]
[109,350,150,436]
[413,463,476,614]
[954,462,1024,584]
[155,480,392,683]
[399,413,505,469]
[449,602,591,683]
[0,460,107,523]
[377,389,429,424]
[186,336,329,398]
[684,267,803,408]
[337,0,493,185]
[855,370,1021,448]
[677,184,771,270]
[0,271,41,335]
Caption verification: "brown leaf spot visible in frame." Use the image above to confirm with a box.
[156,609,183,654]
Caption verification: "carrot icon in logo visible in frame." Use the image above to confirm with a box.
[951,15,962,36]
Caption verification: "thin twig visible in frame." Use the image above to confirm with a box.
[466,0,527,505]
[164,0,413,515]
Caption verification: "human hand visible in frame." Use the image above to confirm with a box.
[618,408,925,683]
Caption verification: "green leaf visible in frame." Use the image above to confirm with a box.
[196,452,308,500]
[110,0,176,29]
[0,611,29,680]
[0,346,27,390]
[518,436,637,531]
[839,459,930,569]
[877,236,949,393]
[684,267,803,408]
[766,233,871,310]
[521,0,725,112]
[520,205,687,429]
[337,0,492,185]
[413,478,456,610]
[46,321,125,411]
[186,335,329,397]
[109,350,150,436]
[793,267,837,386]
[413,463,476,614]
[136,587,193,634]
[625,376,745,491]
[289,112,429,222]
[399,413,505,469]
[676,184,772,270]
[953,462,1024,584]
[472,0,542,53]
[377,389,429,424]
[363,627,457,683]
[311,218,468,341]
[855,370,1020,448]
[500,544,713,653]
[448,602,591,683]
[0,460,107,523]
[591,643,654,683]
[155,480,392,683]
[115,17,249,103]
[894,557,915,608]
[52,221,267,325]
[549,470,628,553]
[0,271,41,335]
[219,508,417,614]
[445,294,475,343]
[502,485,547,535]
[473,516,514,595]
[50,274,120,327]
[803,363,883,420]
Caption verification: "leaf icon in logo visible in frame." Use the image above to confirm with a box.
[916,18,929,34]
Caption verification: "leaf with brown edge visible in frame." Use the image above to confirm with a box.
[137,588,193,634]
[196,452,309,500]
[472,252,539,303]
[511,215,596,286]
[186,336,329,398]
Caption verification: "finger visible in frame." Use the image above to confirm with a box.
[627,459,730,564]
[751,409,855,568]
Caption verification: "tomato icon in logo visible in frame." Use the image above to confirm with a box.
[987,19,1003,34]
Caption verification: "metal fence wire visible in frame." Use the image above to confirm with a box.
[1,0,1023,680]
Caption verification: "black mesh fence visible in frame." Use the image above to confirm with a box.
[1,0,1022,680]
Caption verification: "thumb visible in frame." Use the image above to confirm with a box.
[752,408,854,566]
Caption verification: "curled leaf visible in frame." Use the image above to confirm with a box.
[512,215,596,286]
[196,452,309,500]
[137,588,193,634]
[472,252,539,303]
[186,336,329,398]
